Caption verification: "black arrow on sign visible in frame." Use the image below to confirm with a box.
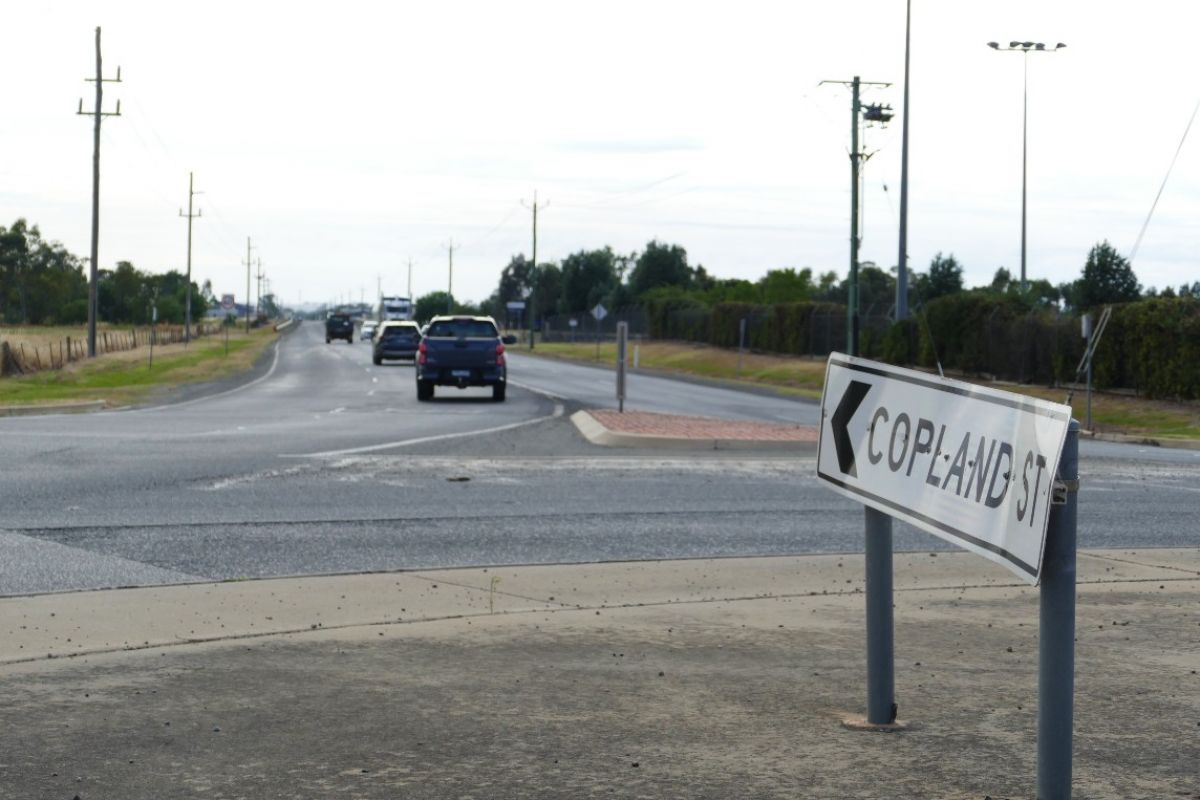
[831,379,871,476]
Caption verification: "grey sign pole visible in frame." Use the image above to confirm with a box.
[1038,419,1079,799]
[616,321,628,413]
[737,317,747,375]
[865,507,895,724]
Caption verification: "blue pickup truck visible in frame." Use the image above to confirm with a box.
[415,316,517,402]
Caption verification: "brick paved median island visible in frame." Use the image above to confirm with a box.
[588,409,818,442]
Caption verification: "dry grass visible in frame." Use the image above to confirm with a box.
[0,327,277,407]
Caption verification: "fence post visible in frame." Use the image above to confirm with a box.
[1037,419,1079,799]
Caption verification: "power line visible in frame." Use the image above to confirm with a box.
[1129,97,1200,266]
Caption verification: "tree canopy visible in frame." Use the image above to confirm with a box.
[1070,241,1141,309]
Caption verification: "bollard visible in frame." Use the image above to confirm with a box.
[1037,419,1079,799]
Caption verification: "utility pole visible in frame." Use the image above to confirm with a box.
[77,27,121,358]
[256,258,264,319]
[179,172,202,345]
[522,192,549,349]
[407,258,413,301]
[445,240,457,313]
[244,238,254,333]
[820,76,892,356]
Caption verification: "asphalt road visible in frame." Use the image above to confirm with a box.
[0,321,1196,596]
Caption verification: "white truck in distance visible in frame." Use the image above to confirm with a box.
[379,296,413,321]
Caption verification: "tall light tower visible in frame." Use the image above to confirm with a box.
[988,40,1066,290]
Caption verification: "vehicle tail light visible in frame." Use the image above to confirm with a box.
[496,342,506,367]
[418,340,428,365]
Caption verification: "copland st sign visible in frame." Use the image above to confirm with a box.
[817,354,1072,584]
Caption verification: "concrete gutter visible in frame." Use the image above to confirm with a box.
[1082,428,1200,451]
[0,399,106,417]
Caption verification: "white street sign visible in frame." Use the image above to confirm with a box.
[591,303,607,321]
[506,301,526,311]
[220,294,235,310]
[817,353,1072,584]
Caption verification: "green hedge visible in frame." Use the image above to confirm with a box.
[644,294,1200,400]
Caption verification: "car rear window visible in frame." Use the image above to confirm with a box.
[381,325,418,338]
[425,320,498,338]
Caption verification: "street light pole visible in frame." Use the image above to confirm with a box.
[988,41,1066,290]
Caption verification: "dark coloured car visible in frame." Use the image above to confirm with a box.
[415,315,517,402]
[373,321,422,365]
[325,313,354,344]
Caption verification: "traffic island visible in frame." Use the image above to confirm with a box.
[571,408,818,452]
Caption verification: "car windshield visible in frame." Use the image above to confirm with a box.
[426,320,498,338]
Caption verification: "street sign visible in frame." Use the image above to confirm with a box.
[568,318,578,328]
[220,294,235,310]
[591,303,607,321]
[506,301,526,311]
[817,353,1071,584]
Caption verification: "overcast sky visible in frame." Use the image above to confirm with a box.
[4,1,1198,309]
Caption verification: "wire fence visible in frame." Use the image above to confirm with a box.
[0,322,224,377]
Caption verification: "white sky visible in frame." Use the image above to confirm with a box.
[3,0,1199,308]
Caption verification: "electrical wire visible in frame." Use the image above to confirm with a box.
[1129,97,1200,265]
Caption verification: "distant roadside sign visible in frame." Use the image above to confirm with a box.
[591,303,607,321]
[817,353,1071,584]
[220,294,235,310]
[568,318,578,328]
[506,301,526,311]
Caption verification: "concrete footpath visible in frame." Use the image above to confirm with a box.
[1,549,1197,799]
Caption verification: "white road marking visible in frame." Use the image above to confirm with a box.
[372,377,378,383]
[291,402,565,458]
[367,390,376,396]
[331,407,346,414]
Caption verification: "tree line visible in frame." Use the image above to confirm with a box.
[408,235,1183,323]
[0,218,210,325]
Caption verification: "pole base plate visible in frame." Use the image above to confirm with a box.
[840,714,909,732]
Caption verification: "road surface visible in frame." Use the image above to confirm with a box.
[0,322,1195,595]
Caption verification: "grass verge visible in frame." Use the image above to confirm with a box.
[530,340,1200,440]
[0,328,278,408]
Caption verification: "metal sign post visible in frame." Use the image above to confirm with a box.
[737,317,747,375]
[616,321,628,413]
[817,353,1080,793]
[591,303,607,361]
[1038,419,1079,800]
